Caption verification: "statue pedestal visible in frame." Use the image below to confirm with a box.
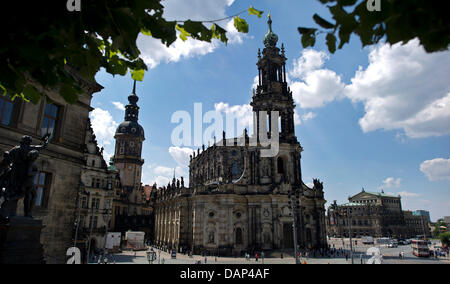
[0,217,45,264]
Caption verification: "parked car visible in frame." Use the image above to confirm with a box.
[362,236,374,245]
[388,241,398,248]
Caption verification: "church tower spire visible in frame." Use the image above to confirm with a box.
[124,80,140,122]
[251,15,297,144]
[113,80,146,197]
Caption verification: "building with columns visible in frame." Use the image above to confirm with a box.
[326,189,431,238]
[151,17,328,256]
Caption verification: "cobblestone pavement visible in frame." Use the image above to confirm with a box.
[94,238,449,265]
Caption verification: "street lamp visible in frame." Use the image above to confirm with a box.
[102,206,112,257]
[288,187,301,264]
[73,182,85,251]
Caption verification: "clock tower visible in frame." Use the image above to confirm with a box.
[112,81,145,203]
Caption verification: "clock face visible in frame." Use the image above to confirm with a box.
[131,128,137,133]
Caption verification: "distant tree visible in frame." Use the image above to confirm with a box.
[0,1,263,104]
[298,0,449,54]
[440,232,450,248]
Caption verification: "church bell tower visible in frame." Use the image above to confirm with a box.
[112,81,145,195]
[251,14,297,144]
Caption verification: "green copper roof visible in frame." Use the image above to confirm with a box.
[263,14,278,48]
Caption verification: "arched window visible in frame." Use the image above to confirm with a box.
[277,157,285,174]
[236,228,243,245]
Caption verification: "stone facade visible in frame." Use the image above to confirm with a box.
[152,17,328,256]
[0,73,102,263]
[326,189,431,238]
[74,120,119,256]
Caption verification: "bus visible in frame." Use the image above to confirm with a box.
[411,239,430,257]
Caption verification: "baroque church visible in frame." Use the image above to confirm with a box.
[151,16,328,255]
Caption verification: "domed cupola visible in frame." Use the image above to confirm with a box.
[115,80,145,140]
[263,14,278,48]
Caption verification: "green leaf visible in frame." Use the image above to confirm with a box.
[338,0,358,6]
[234,16,249,34]
[326,33,337,53]
[211,24,228,44]
[248,6,264,18]
[298,27,317,35]
[176,24,191,41]
[141,28,152,36]
[22,84,42,104]
[313,14,335,29]
[59,83,79,104]
[131,69,145,82]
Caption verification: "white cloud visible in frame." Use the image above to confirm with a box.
[289,39,450,139]
[301,112,316,122]
[289,49,345,109]
[138,36,217,69]
[154,165,186,177]
[294,110,301,126]
[345,39,450,138]
[290,49,329,79]
[420,158,450,181]
[397,191,420,198]
[112,102,125,111]
[214,102,254,136]
[137,0,243,69]
[90,108,118,147]
[225,19,246,44]
[153,176,171,187]
[380,177,402,188]
[169,146,193,167]
[386,191,420,198]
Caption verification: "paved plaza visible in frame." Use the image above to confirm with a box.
[92,238,449,265]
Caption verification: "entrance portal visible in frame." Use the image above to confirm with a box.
[282,223,293,249]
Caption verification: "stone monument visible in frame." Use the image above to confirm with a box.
[0,135,50,264]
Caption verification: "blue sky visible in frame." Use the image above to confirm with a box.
[90,0,450,221]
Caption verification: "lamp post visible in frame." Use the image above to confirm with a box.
[86,193,95,263]
[103,207,112,256]
[346,207,354,265]
[288,187,301,264]
[73,182,85,251]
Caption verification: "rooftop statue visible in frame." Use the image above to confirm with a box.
[0,134,51,219]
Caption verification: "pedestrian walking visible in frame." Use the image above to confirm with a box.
[255,253,259,262]
[360,254,363,264]
[345,252,348,261]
